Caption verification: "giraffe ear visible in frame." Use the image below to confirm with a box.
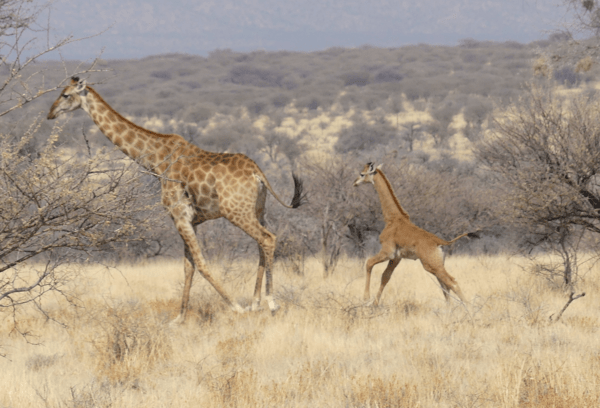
[376,163,383,170]
[74,79,87,94]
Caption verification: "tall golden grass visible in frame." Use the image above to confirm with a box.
[1,255,599,407]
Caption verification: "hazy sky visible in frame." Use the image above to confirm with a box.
[43,0,567,60]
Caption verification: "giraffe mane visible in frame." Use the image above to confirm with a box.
[87,87,176,139]
[376,169,410,221]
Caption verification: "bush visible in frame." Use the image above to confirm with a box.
[150,70,173,81]
[373,68,403,83]
[554,66,579,87]
[334,119,399,153]
[182,103,214,123]
[272,93,291,108]
[340,71,370,87]
[227,64,287,88]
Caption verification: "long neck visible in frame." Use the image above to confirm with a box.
[372,170,410,223]
[82,88,186,174]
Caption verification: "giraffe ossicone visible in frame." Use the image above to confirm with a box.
[48,77,304,322]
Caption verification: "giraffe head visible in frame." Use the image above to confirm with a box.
[353,162,382,187]
[47,77,88,120]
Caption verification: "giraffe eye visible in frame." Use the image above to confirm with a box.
[61,94,69,98]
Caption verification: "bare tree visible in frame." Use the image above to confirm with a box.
[477,84,600,285]
[0,121,161,336]
[533,0,600,73]
[0,0,107,117]
[0,1,158,340]
[260,129,302,168]
[299,156,381,277]
[400,121,422,152]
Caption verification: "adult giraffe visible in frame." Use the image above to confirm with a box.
[48,77,303,322]
[353,162,476,306]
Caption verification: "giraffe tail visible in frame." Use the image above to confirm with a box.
[289,173,306,208]
[260,172,306,209]
[444,231,481,245]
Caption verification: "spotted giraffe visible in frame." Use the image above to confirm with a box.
[48,77,303,322]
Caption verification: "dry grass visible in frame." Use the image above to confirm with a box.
[2,255,600,407]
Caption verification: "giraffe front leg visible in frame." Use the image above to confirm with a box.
[374,257,401,306]
[364,247,393,304]
[175,216,245,316]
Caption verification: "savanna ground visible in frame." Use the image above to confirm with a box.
[1,254,599,407]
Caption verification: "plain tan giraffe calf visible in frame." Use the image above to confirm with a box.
[354,162,476,306]
[47,77,304,322]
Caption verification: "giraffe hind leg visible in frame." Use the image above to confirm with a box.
[419,248,466,303]
[228,214,279,314]
[171,244,195,325]
[251,185,268,311]
[254,225,278,314]
[251,245,266,312]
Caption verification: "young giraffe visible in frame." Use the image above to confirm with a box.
[354,162,475,306]
[47,77,303,322]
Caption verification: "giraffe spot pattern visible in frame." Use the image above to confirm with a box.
[114,123,127,134]
[124,131,136,145]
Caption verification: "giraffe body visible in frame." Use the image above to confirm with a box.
[48,77,303,321]
[353,162,472,306]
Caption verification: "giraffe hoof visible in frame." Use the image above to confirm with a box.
[170,314,185,326]
[365,298,376,307]
[270,304,281,317]
[266,296,280,316]
[250,301,263,312]
[232,303,246,314]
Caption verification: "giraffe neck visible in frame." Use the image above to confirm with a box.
[372,170,410,223]
[82,87,187,174]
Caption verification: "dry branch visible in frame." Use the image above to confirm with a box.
[549,291,586,322]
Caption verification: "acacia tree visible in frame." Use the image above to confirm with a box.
[477,85,600,285]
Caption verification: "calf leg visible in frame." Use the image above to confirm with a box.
[421,261,465,303]
[364,242,396,302]
[373,257,401,306]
